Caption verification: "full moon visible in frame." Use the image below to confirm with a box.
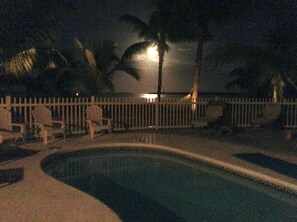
[146,46,158,60]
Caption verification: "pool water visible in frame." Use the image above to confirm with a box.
[42,148,297,222]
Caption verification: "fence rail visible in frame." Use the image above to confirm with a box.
[1,96,296,136]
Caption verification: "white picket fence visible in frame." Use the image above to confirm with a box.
[1,96,296,136]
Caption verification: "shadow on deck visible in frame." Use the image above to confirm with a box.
[234,153,297,179]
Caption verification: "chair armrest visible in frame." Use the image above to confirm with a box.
[11,123,25,134]
[101,117,112,121]
[102,118,112,124]
[85,119,112,127]
[216,115,225,123]
[52,120,65,128]
[33,122,46,132]
[86,119,111,123]
[85,119,92,124]
[33,122,44,127]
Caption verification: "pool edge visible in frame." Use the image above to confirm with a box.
[57,142,297,195]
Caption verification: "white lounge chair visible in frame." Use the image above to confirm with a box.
[86,105,112,139]
[0,108,25,144]
[32,106,66,145]
[251,104,282,127]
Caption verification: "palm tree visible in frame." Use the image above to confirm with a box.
[204,0,297,102]
[73,38,140,95]
[1,47,68,76]
[205,30,297,101]
[163,0,257,108]
[120,2,171,102]
[93,40,140,91]
[0,0,75,96]
[0,45,78,96]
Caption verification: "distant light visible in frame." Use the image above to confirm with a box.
[141,93,157,99]
[75,92,79,97]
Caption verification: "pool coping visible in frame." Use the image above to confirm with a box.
[1,132,297,222]
[52,142,297,195]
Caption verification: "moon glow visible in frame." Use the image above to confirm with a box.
[146,46,158,60]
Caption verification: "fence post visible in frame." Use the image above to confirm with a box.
[5,95,11,111]
[91,96,95,105]
[155,101,159,129]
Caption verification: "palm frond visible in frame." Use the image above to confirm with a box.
[73,37,92,67]
[3,48,36,76]
[110,63,140,81]
[159,41,170,53]
[51,49,68,68]
[84,49,97,68]
[284,74,297,92]
[73,38,84,50]
[2,46,68,76]
[93,40,120,74]
[121,41,153,60]
[147,11,166,41]
[102,77,114,91]
[120,14,152,39]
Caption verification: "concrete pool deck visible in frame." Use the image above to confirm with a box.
[0,128,296,221]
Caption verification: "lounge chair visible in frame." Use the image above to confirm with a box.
[0,108,25,144]
[85,105,112,139]
[251,103,282,128]
[191,101,225,129]
[32,106,66,145]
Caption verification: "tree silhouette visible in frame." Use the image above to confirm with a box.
[73,38,140,96]
[120,1,172,102]
[163,0,258,108]
[0,0,75,96]
[205,31,297,101]
[204,2,297,101]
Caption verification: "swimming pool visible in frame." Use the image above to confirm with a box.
[42,147,297,222]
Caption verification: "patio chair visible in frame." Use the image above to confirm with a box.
[32,106,66,145]
[251,103,282,128]
[0,108,25,144]
[191,101,225,129]
[85,105,112,139]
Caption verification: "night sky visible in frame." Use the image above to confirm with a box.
[57,0,280,94]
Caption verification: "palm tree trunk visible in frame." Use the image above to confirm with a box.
[157,49,165,102]
[191,35,203,110]
[155,48,165,129]
[271,74,285,102]
[272,82,285,102]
